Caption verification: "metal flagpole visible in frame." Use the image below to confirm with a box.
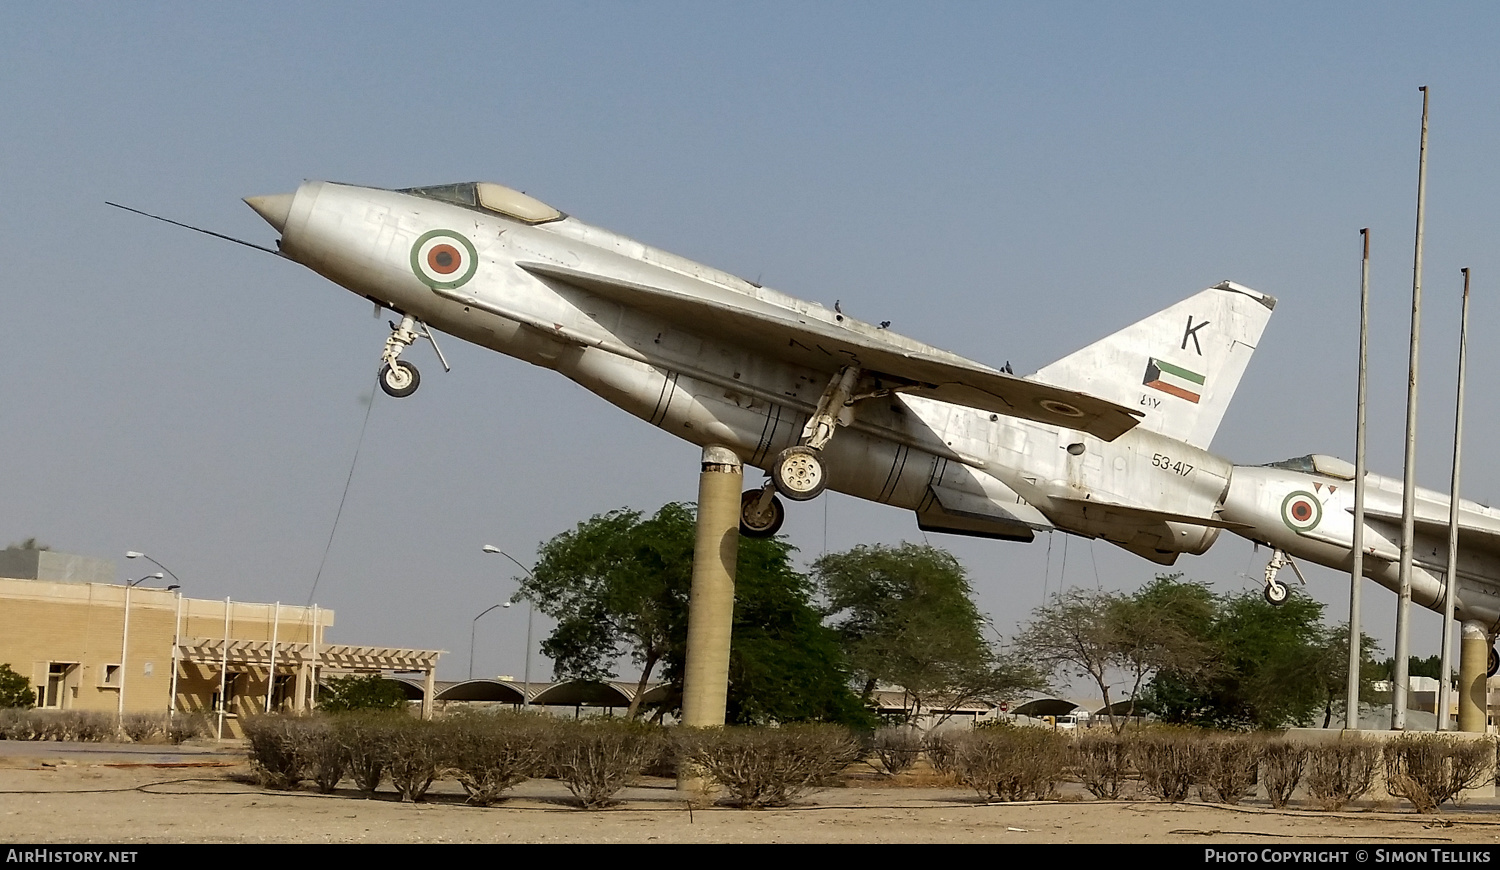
[217,597,231,740]
[1393,86,1430,730]
[1437,268,1470,729]
[1348,228,1371,731]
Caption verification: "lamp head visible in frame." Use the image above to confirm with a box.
[126,551,143,559]
[482,545,501,554]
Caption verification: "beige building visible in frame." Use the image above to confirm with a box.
[0,553,442,733]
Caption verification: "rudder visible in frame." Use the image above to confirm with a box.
[1029,281,1275,449]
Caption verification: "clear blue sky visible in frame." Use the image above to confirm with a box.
[5,3,1499,682]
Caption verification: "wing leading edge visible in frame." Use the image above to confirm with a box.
[517,261,1143,441]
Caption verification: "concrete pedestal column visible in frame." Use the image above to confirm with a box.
[1459,620,1488,733]
[680,446,742,728]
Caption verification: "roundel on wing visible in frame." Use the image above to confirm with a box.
[410,229,479,289]
[1281,490,1322,532]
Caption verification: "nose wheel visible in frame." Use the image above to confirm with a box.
[1261,548,1306,607]
[1488,647,1498,679]
[377,313,449,398]
[379,360,420,398]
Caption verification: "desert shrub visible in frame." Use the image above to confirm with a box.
[1200,734,1262,805]
[1305,735,1379,811]
[386,718,443,802]
[441,712,551,806]
[334,712,404,795]
[1132,728,1206,802]
[121,713,166,744]
[1074,731,1131,799]
[29,711,114,742]
[1383,734,1493,813]
[953,722,1070,802]
[0,708,37,740]
[1260,739,1307,809]
[643,728,684,779]
[924,731,958,777]
[0,664,35,709]
[242,715,311,790]
[685,724,862,809]
[73,712,115,742]
[871,727,924,776]
[164,714,210,745]
[550,718,663,809]
[302,719,347,794]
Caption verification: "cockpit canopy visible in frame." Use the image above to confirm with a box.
[1264,454,1356,480]
[397,182,564,225]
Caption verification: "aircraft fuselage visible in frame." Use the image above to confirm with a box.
[1220,457,1500,625]
[257,181,1246,562]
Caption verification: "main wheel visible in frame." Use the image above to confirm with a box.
[1488,646,1498,678]
[739,489,785,538]
[379,360,420,398]
[771,446,827,501]
[1263,581,1289,606]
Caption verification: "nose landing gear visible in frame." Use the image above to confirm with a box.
[377,313,450,398]
[1261,549,1307,607]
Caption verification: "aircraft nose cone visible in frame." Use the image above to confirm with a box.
[243,193,294,234]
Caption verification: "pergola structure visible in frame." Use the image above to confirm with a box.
[180,638,442,721]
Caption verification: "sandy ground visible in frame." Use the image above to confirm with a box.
[3,743,1500,844]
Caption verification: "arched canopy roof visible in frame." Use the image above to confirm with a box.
[435,679,529,704]
[531,681,634,708]
[1012,697,1082,718]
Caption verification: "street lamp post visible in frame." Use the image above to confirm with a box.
[125,551,183,587]
[120,572,163,722]
[483,545,536,707]
[469,603,505,681]
[126,551,184,717]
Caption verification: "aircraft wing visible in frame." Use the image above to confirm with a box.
[518,262,1143,441]
[1049,495,1253,530]
[1358,505,1500,555]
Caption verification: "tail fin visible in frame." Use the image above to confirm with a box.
[1029,281,1275,449]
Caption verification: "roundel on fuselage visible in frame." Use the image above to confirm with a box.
[410,229,478,289]
[1281,490,1322,533]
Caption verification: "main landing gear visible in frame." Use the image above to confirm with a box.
[1261,548,1308,606]
[739,488,785,539]
[738,365,876,537]
[377,313,450,398]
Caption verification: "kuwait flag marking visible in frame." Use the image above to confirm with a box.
[1143,357,1204,404]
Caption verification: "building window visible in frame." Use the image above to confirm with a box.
[42,663,77,708]
[101,664,122,687]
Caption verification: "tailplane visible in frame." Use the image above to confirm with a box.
[1029,281,1275,449]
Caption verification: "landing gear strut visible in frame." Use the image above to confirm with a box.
[768,365,862,501]
[377,314,450,398]
[1261,548,1308,607]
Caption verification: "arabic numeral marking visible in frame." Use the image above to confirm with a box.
[1151,454,1192,476]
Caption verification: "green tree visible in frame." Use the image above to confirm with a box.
[0,663,36,708]
[812,543,1040,726]
[4,538,49,551]
[523,503,871,726]
[317,674,409,713]
[1312,624,1383,728]
[1141,589,1366,730]
[1372,654,1447,683]
[1015,575,1217,733]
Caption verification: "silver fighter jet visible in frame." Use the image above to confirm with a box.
[1220,454,1500,667]
[242,180,1273,561]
